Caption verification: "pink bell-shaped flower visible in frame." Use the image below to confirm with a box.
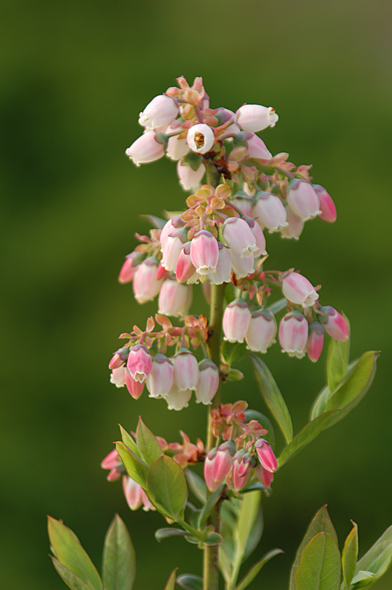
[313,185,337,223]
[255,463,274,488]
[280,205,304,240]
[223,298,252,343]
[286,179,322,221]
[230,250,254,278]
[279,310,309,358]
[164,385,193,411]
[161,228,188,272]
[118,252,142,284]
[306,321,325,363]
[167,135,190,161]
[176,242,196,283]
[246,134,272,159]
[223,217,258,258]
[127,344,152,383]
[158,278,192,317]
[138,95,179,130]
[110,366,127,388]
[255,439,277,473]
[190,230,219,275]
[246,308,277,353]
[208,243,232,285]
[204,441,236,492]
[254,192,288,233]
[187,123,215,154]
[125,131,165,166]
[173,348,199,391]
[318,306,349,341]
[160,216,186,250]
[146,354,175,398]
[132,257,163,303]
[124,369,145,399]
[245,217,267,256]
[282,271,319,308]
[235,104,279,132]
[177,161,205,191]
[101,449,123,482]
[195,359,220,405]
[227,451,253,491]
[122,475,143,510]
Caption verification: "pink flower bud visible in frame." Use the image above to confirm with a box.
[204,442,235,492]
[146,353,174,398]
[177,161,205,191]
[176,242,196,283]
[280,205,304,240]
[187,123,215,154]
[173,348,199,391]
[122,475,143,510]
[158,278,192,316]
[118,252,143,284]
[286,180,322,221]
[235,104,279,132]
[255,439,277,473]
[138,95,179,130]
[282,271,319,307]
[254,193,288,233]
[245,217,267,256]
[195,359,220,405]
[124,369,145,399]
[223,298,252,343]
[141,489,156,511]
[125,131,165,166]
[160,216,186,250]
[127,344,152,383]
[318,306,349,341]
[307,321,325,363]
[109,347,129,370]
[161,228,188,271]
[223,217,258,258]
[230,250,254,278]
[230,195,254,217]
[255,464,274,488]
[165,385,192,411]
[246,308,277,353]
[101,449,121,470]
[167,135,190,161]
[208,243,232,285]
[313,185,337,223]
[132,257,163,303]
[190,230,219,275]
[227,451,252,491]
[110,366,127,387]
[246,134,272,159]
[279,310,309,358]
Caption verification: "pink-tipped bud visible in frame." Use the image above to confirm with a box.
[307,321,325,363]
[161,228,188,272]
[286,180,322,221]
[122,475,143,510]
[167,135,190,161]
[254,192,288,233]
[230,194,254,217]
[190,230,219,275]
[282,271,319,308]
[255,464,274,488]
[127,344,152,383]
[125,131,165,166]
[173,348,199,391]
[204,442,235,492]
[124,370,145,399]
[118,252,142,283]
[160,216,186,250]
[146,353,174,398]
[246,134,272,159]
[227,451,253,491]
[245,217,267,256]
[235,104,279,132]
[138,95,179,130]
[255,439,277,473]
[208,243,232,285]
[195,359,219,405]
[156,262,169,281]
[223,217,258,258]
[177,161,205,191]
[110,366,127,388]
[246,308,277,353]
[158,278,192,317]
[281,205,304,240]
[279,310,309,358]
[223,298,252,343]
[318,306,349,341]
[109,347,129,370]
[176,242,196,283]
[313,185,337,223]
[164,385,192,411]
[132,257,163,303]
[187,123,215,154]
[101,449,123,482]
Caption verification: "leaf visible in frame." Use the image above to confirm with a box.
[146,455,187,519]
[277,410,342,469]
[198,485,225,529]
[119,426,140,457]
[230,491,262,588]
[102,514,136,590]
[116,442,149,488]
[140,214,167,229]
[48,517,102,590]
[310,384,331,421]
[181,150,203,171]
[155,528,189,542]
[267,297,287,315]
[350,570,376,586]
[136,417,163,465]
[51,557,93,590]
[290,505,338,590]
[235,549,284,590]
[164,568,178,590]
[250,354,293,444]
[294,532,341,590]
[185,470,207,504]
[341,521,358,590]
[327,317,350,394]
[176,574,203,590]
[203,532,223,546]
[354,525,392,587]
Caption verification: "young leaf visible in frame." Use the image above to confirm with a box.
[310,384,331,421]
[341,521,358,590]
[102,514,136,590]
[185,470,207,504]
[155,528,189,542]
[140,214,167,229]
[146,455,187,520]
[235,548,284,590]
[51,557,93,590]
[136,417,163,465]
[354,525,392,587]
[176,574,203,590]
[230,491,262,588]
[277,409,342,469]
[203,532,223,546]
[48,517,102,590]
[294,532,341,590]
[326,317,350,394]
[164,568,178,590]
[198,485,225,529]
[119,426,140,457]
[250,354,293,444]
[290,505,338,590]
[116,441,148,488]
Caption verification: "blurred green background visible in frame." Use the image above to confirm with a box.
[2,0,392,588]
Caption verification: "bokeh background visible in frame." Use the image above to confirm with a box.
[2,0,392,588]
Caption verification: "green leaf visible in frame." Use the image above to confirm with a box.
[146,455,187,519]
[341,521,358,590]
[136,417,163,466]
[119,426,140,457]
[155,528,189,542]
[277,410,342,469]
[327,317,350,394]
[181,150,203,171]
[185,470,207,504]
[310,384,331,421]
[353,525,392,587]
[198,485,225,529]
[267,297,287,315]
[250,354,293,444]
[295,532,341,590]
[51,557,93,590]
[48,517,102,590]
[176,574,203,590]
[235,549,284,590]
[203,532,223,546]
[140,214,167,229]
[116,442,149,488]
[164,568,178,590]
[222,341,247,365]
[230,491,262,588]
[102,514,136,590]
[290,505,338,590]
[350,570,376,586]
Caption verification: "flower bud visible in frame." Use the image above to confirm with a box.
[177,161,205,191]
[235,104,279,132]
[132,257,163,303]
[195,359,219,405]
[204,442,235,492]
[101,449,123,482]
[280,205,304,240]
[109,347,129,370]
[279,310,309,358]
[161,228,188,272]
[223,217,258,258]
[318,306,349,341]
[208,243,232,285]
[110,366,127,387]
[158,278,192,317]
[226,450,253,491]
[223,298,252,343]
[254,192,288,233]
[190,230,219,275]
[160,216,186,250]
[286,180,321,221]
[127,344,152,383]
[167,135,190,161]
[246,308,277,353]
[307,321,325,363]
[122,475,143,510]
[282,271,319,307]
[313,185,337,223]
[173,348,199,391]
[138,95,179,130]
[125,131,165,166]
[255,464,274,488]
[187,123,215,154]
[146,354,174,398]
[176,242,196,283]
[118,252,143,284]
[246,134,272,159]
[255,439,277,473]
[165,385,192,411]
[230,195,254,217]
